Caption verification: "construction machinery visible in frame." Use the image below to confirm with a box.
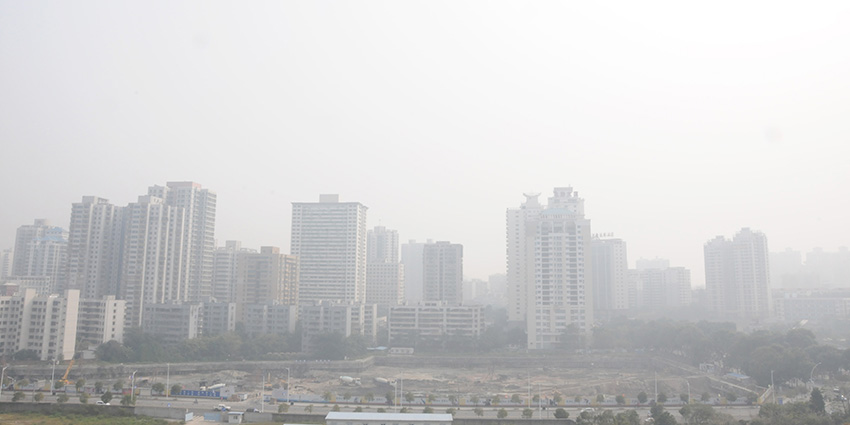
[58,359,75,386]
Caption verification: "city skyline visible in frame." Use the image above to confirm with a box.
[2,3,850,286]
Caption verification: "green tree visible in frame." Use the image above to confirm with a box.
[311,332,347,360]
[470,395,480,405]
[615,410,640,425]
[426,394,435,404]
[553,393,563,404]
[616,394,626,405]
[474,407,484,417]
[79,392,89,404]
[554,408,569,419]
[491,395,500,405]
[152,382,166,395]
[657,392,667,403]
[322,391,333,402]
[332,404,341,412]
[399,407,410,413]
[94,381,104,394]
[120,394,134,406]
[405,392,415,403]
[726,393,737,402]
[278,404,290,413]
[57,393,69,403]
[377,408,386,413]
[343,391,351,401]
[171,384,182,396]
[305,405,313,413]
[18,378,30,389]
[533,394,540,403]
[33,392,44,402]
[448,394,458,405]
[522,408,533,419]
[423,406,434,413]
[597,393,605,403]
[365,392,375,403]
[497,408,508,419]
[446,408,456,416]
[810,388,826,415]
[701,392,710,402]
[574,395,582,403]
[637,392,648,404]
[101,390,113,404]
[354,406,363,412]
[679,393,689,404]
[75,378,86,392]
[385,391,395,405]
[12,391,25,402]
[113,380,123,392]
[511,393,522,403]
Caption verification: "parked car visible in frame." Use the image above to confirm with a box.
[214,403,231,411]
[96,401,110,406]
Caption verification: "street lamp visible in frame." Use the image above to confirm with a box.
[131,371,138,403]
[50,359,58,395]
[284,367,291,402]
[810,362,822,386]
[0,366,8,400]
[166,363,170,398]
[686,380,690,405]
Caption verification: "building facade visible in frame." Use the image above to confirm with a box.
[66,196,125,299]
[291,194,367,303]
[300,301,377,353]
[141,302,201,344]
[365,262,405,308]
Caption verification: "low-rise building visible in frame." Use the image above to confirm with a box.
[141,302,201,344]
[0,288,79,360]
[242,302,298,336]
[77,295,126,346]
[301,301,377,353]
[388,302,482,345]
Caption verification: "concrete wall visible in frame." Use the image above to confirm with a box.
[134,405,194,420]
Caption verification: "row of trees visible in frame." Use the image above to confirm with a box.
[97,326,300,363]
[590,318,850,387]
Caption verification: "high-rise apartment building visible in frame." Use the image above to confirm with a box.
[507,188,593,349]
[11,220,68,292]
[422,242,463,305]
[704,228,772,320]
[591,236,628,316]
[291,194,367,303]
[66,197,124,299]
[12,219,53,277]
[148,182,217,302]
[212,241,256,303]
[119,195,188,326]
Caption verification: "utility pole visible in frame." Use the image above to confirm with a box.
[50,359,57,395]
[0,366,8,400]
[771,370,776,404]
[166,363,170,398]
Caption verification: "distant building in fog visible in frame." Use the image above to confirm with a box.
[507,188,593,350]
[300,301,377,353]
[0,249,12,279]
[291,194,368,303]
[422,241,463,305]
[366,226,404,309]
[774,288,850,323]
[704,228,772,321]
[368,226,399,263]
[388,302,483,346]
[636,266,692,309]
[592,236,628,318]
[401,240,429,303]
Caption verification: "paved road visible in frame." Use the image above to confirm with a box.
[0,391,763,422]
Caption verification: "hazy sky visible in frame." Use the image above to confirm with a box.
[2,2,849,286]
